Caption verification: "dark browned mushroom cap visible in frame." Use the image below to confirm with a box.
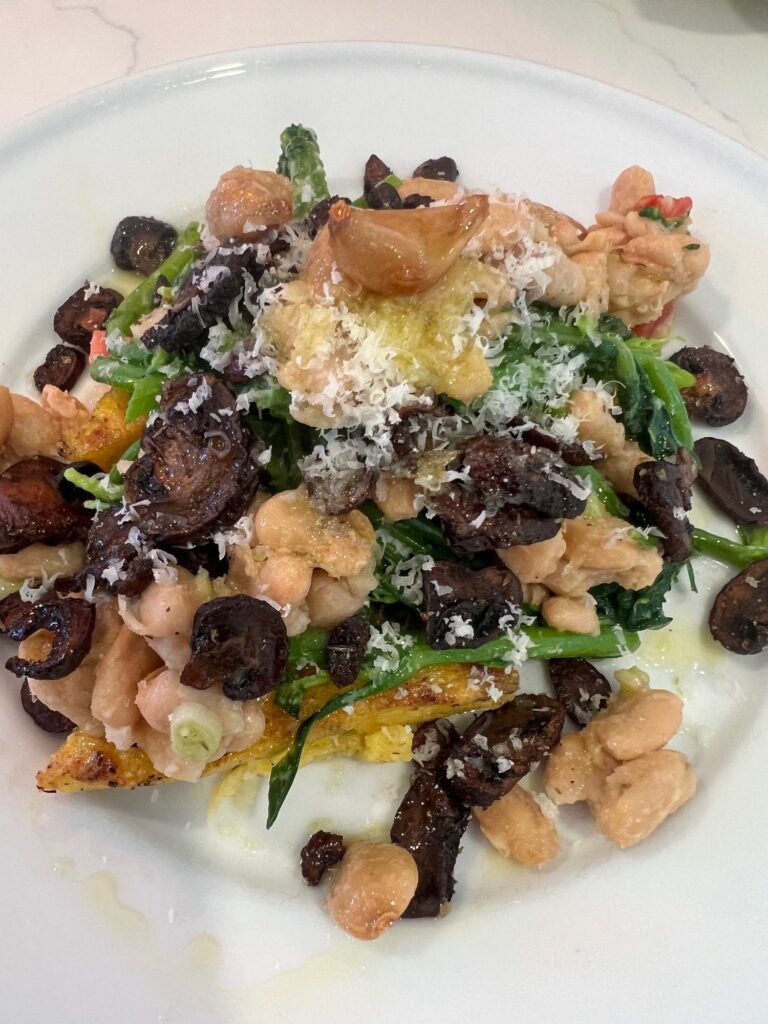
[709,559,768,655]
[53,284,123,351]
[441,694,566,808]
[304,462,374,516]
[33,344,86,393]
[509,418,594,467]
[669,346,748,426]
[0,591,36,634]
[6,597,95,680]
[80,507,154,597]
[300,830,346,886]
[110,216,178,276]
[633,453,693,563]
[363,154,393,196]
[694,437,768,527]
[430,435,587,552]
[390,719,469,918]
[326,614,370,687]
[0,457,92,554]
[422,561,523,650]
[141,243,269,353]
[389,400,458,466]
[123,374,260,546]
[180,595,288,700]
[20,680,76,733]
[367,183,404,210]
[547,658,612,727]
[411,157,459,182]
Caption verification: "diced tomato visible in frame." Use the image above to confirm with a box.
[89,329,108,363]
[634,301,675,339]
[634,194,693,220]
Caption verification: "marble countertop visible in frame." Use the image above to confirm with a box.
[1,0,768,157]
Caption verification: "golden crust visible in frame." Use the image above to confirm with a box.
[37,664,518,793]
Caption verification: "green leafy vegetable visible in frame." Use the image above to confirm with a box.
[277,124,330,219]
[592,561,681,631]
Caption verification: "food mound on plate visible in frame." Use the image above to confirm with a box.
[2,125,765,940]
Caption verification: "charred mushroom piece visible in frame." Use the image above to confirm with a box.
[709,560,768,655]
[367,183,404,210]
[634,454,693,563]
[422,562,523,650]
[430,436,587,552]
[171,541,229,579]
[300,830,346,886]
[0,457,92,554]
[401,194,433,209]
[411,157,459,182]
[326,614,371,687]
[363,154,393,197]
[53,284,123,351]
[694,437,768,527]
[141,243,268,353]
[547,658,612,727]
[669,346,748,426]
[509,418,594,467]
[80,507,155,597]
[304,462,374,516]
[389,400,456,466]
[306,195,350,238]
[110,216,178,275]
[123,374,260,546]
[0,591,36,634]
[181,595,289,700]
[20,680,76,734]
[33,344,86,393]
[6,597,95,680]
[442,694,566,808]
[391,719,470,918]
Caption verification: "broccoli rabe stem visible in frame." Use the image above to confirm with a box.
[266,622,639,826]
[105,222,201,337]
[277,125,330,219]
[692,527,768,570]
[632,349,694,450]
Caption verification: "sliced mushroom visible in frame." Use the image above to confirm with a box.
[306,195,350,239]
[422,561,522,649]
[634,454,693,563]
[33,344,86,393]
[694,437,768,527]
[141,243,268,353]
[547,658,612,727]
[669,346,747,426]
[110,216,178,275]
[80,507,154,597]
[123,374,260,546]
[5,597,95,679]
[20,680,76,733]
[300,830,346,886]
[430,436,587,552]
[363,154,393,196]
[180,595,289,700]
[0,591,35,634]
[441,694,566,808]
[0,457,92,554]
[326,614,370,686]
[390,719,470,918]
[53,284,123,351]
[367,184,404,210]
[304,462,374,515]
[509,418,594,467]
[411,157,459,182]
[709,560,768,655]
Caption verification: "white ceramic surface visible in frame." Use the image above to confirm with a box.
[0,44,767,1024]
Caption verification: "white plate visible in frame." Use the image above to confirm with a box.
[1,43,767,1024]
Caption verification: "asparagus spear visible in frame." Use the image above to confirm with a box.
[277,124,330,219]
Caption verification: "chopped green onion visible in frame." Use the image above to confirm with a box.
[170,702,223,763]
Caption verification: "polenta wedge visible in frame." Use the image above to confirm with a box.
[37,664,517,793]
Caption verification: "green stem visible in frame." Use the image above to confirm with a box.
[105,222,201,337]
[633,349,694,450]
[266,622,639,827]
[692,527,768,570]
[571,465,629,518]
